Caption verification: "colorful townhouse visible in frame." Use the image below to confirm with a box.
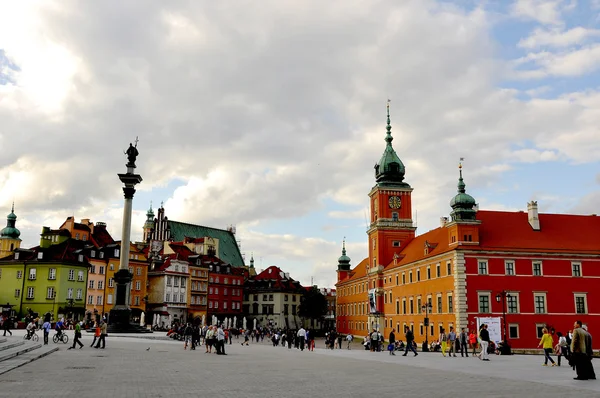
[335,104,600,349]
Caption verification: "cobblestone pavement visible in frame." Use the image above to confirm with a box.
[0,332,597,398]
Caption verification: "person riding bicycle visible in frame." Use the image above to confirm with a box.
[55,319,65,338]
[26,320,36,340]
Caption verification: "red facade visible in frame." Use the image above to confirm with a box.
[207,262,244,322]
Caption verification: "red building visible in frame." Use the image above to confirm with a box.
[336,103,600,349]
[206,257,244,323]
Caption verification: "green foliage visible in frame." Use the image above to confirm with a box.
[298,287,327,320]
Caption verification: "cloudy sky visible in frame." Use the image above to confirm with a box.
[1,0,599,289]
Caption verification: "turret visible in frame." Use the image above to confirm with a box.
[336,239,352,282]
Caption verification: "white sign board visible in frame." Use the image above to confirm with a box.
[476,317,502,342]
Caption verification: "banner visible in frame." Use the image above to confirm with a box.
[476,317,502,342]
[368,289,377,314]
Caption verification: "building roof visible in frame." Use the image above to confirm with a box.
[474,210,600,254]
[337,257,369,284]
[249,265,303,291]
[167,221,245,267]
[0,239,90,265]
[91,224,114,247]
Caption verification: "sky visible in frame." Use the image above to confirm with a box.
[0,0,599,289]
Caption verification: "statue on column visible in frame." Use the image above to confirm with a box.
[125,139,139,168]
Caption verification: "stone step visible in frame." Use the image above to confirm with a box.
[0,341,42,363]
[0,344,59,376]
[0,340,25,352]
[0,337,6,344]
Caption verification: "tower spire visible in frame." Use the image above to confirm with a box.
[374,99,408,187]
[450,158,477,221]
[458,158,466,193]
[385,99,393,146]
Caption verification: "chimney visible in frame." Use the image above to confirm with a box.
[440,217,448,227]
[528,201,540,231]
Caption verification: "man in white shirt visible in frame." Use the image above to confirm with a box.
[217,325,227,355]
[297,327,306,351]
[346,334,353,350]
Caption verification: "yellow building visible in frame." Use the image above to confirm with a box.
[0,204,21,259]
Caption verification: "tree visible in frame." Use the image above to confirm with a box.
[298,287,327,325]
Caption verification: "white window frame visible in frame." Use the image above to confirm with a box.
[76,288,82,300]
[88,295,94,305]
[507,292,520,314]
[67,288,73,299]
[478,292,491,313]
[97,295,103,305]
[572,262,582,277]
[532,261,543,276]
[29,268,36,280]
[46,287,54,299]
[505,260,515,276]
[68,269,75,281]
[477,260,488,275]
[508,323,520,339]
[77,270,84,281]
[533,292,547,314]
[574,293,588,314]
[27,287,34,299]
[107,294,113,304]
[48,268,56,280]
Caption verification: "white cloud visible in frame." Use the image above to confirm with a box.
[513,44,600,78]
[511,0,575,26]
[518,27,600,49]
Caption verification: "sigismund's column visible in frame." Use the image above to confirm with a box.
[110,140,143,330]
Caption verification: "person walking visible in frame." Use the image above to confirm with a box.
[582,325,596,379]
[216,325,226,355]
[388,329,396,356]
[346,333,353,350]
[479,324,490,361]
[94,321,107,349]
[571,320,590,380]
[538,327,556,366]
[69,321,84,350]
[555,332,567,366]
[448,327,457,357]
[439,328,448,357]
[2,315,12,336]
[297,327,306,351]
[42,319,51,345]
[469,330,478,357]
[402,326,418,357]
[90,322,100,347]
[183,323,193,350]
[460,328,469,357]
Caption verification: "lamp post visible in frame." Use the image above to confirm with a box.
[421,302,433,352]
[495,291,511,354]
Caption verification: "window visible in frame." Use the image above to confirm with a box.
[417,297,422,314]
[16,270,22,279]
[572,262,582,277]
[99,266,105,275]
[29,268,36,280]
[505,261,515,276]
[224,278,229,284]
[409,298,414,314]
[532,261,542,276]
[209,287,213,294]
[436,264,441,277]
[98,281,103,289]
[478,261,488,275]
[78,254,83,262]
[209,301,213,309]
[114,249,119,257]
[97,296,103,305]
[215,287,219,294]
[109,263,114,271]
[48,268,56,280]
[100,252,104,259]
[478,293,490,313]
[215,277,219,283]
[509,324,519,339]
[135,280,141,290]
[224,301,228,310]
[134,296,140,306]
[448,295,453,313]
[46,287,55,299]
[167,276,172,286]
[409,272,413,283]
[75,233,80,240]
[536,324,545,338]
[88,280,94,289]
[27,287,34,299]
[392,212,398,221]
[88,295,94,304]
[107,294,113,304]
[534,293,546,314]
[14,289,20,298]
[76,289,82,299]
[224,288,228,296]
[416,270,421,281]
[166,293,171,302]
[395,275,399,285]
[137,267,142,276]
[91,250,96,258]
[396,300,400,314]
[575,294,587,314]
[174,277,179,287]
[129,266,134,274]
[180,278,186,288]
[108,278,114,288]
[77,270,84,281]
[402,299,406,314]
[393,241,400,247]
[430,324,434,336]
[215,301,219,309]
[437,295,442,313]
[507,295,518,313]
[447,262,451,275]
[67,288,73,299]
[427,267,431,280]
[402,273,406,284]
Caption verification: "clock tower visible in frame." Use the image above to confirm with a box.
[367,102,416,271]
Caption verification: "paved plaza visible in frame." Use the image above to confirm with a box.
[0,330,598,397]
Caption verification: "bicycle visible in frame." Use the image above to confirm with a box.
[23,330,39,342]
[53,332,69,344]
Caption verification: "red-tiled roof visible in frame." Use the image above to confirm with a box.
[251,265,302,290]
[168,243,195,260]
[475,210,600,253]
[91,225,114,247]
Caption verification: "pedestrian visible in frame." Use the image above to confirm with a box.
[94,321,107,349]
[571,320,590,380]
[460,328,469,357]
[216,325,226,355]
[2,315,12,336]
[555,332,567,366]
[479,324,490,361]
[469,330,477,357]
[42,319,51,345]
[538,327,556,366]
[90,322,100,347]
[439,328,448,357]
[448,327,457,357]
[582,325,596,380]
[388,329,396,356]
[346,333,353,350]
[297,327,306,351]
[183,323,193,350]
[205,325,214,353]
[402,326,418,357]
[69,321,84,350]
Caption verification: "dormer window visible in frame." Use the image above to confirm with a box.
[78,254,84,262]
[115,249,120,257]
[100,252,104,259]
[14,252,19,260]
[37,252,43,260]
[91,250,95,257]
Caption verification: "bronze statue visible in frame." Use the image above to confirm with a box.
[125,142,139,167]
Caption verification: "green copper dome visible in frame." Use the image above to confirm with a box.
[375,102,408,187]
[337,240,351,271]
[1,204,20,239]
[450,166,477,221]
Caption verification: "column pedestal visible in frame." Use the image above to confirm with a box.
[109,268,133,331]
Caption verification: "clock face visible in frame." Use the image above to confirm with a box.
[388,196,402,209]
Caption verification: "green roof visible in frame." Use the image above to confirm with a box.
[167,220,245,267]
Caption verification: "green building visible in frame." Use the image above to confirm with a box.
[0,227,90,321]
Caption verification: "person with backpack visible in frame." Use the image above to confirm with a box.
[402,325,418,357]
